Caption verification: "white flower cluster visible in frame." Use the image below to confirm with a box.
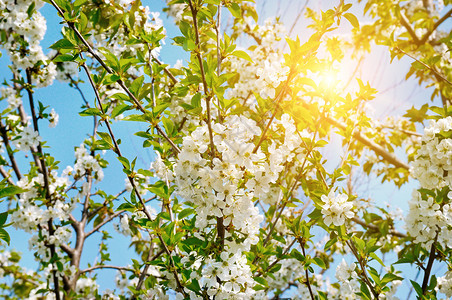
[65,144,104,182]
[411,117,452,190]
[75,277,99,298]
[226,47,289,101]
[48,109,59,128]
[1,86,22,109]
[438,270,452,298]
[28,227,71,259]
[0,0,56,87]
[408,117,452,248]
[194,252,256,299]
[165,2,187,23]
[406,190,452,248]
[216,17,289,104]
[12,126,41,152]
[114,214,132,236]
[321,190,354,227]
[173,115,264,250]
[93,5,165,77]
[334,259,360,298]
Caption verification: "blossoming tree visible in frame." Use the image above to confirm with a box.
[0,0,451,299]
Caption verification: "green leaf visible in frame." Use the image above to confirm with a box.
[73,0,88,7]
[381,273,403,286]
[313,257,326,269]
[97,132,114,148]
[53,54,76,62]
[111,104,131,118]
[410,280,423,296]
[228,3,241,18]
[0,228,10,245]
[117,157,130,170]
[49,38,75,50]
[178,208,194,220]
[117,202,136,212]
[162,117,175,136]
[130,75,144,96]
[370,252,385,267]
[231,50,253,63]
[0,212,7,226]
[79,108,103,117]
[324,237,337,251]
[254,277,268,287]
[27,2,36,18]
[0,186,26,198]
[343,13,359,29]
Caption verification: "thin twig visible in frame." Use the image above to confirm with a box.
[325,116,410,170]
[351,217,407,238]
[299,239,315,300]
[395,47,452,87]
[0,121,21,180]
[346,239,379,299]
[80,54,186,296]
[80,265,135,274]
[48,0,180,154]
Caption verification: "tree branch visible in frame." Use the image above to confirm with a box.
[351,217,407,238]
[399,11,421,44]
[419,8,452,44]
[48,0,180,154]
[325,116,410,170]
[395,47,452,87]
[421,233,438,293]
[79,265,135,274]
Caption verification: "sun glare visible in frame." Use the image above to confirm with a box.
[317,68,341,91]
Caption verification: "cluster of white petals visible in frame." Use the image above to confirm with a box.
[406,190,452,248]
[1,86,22,109]
[75,277,99,298]
[438,271,452,298]
[334,259,360,298]
[173,115,264,251]
[0,0,57,87]
[321,190,354,227]
[227,18,289,103]
[411,117,452,189]
[93,4,165,77]
[12,126,42,152]
[408,117,452,248]
[66,144,104,182]
[188,252,256,299]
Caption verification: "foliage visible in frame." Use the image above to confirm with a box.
[0,0,451,299]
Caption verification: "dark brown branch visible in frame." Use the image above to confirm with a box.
[0,166,14,185]
[421,234,438,293]
[151,56,178,85]
[85,210,123,238]
[299,239,315,300]
[0,121,21,180]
